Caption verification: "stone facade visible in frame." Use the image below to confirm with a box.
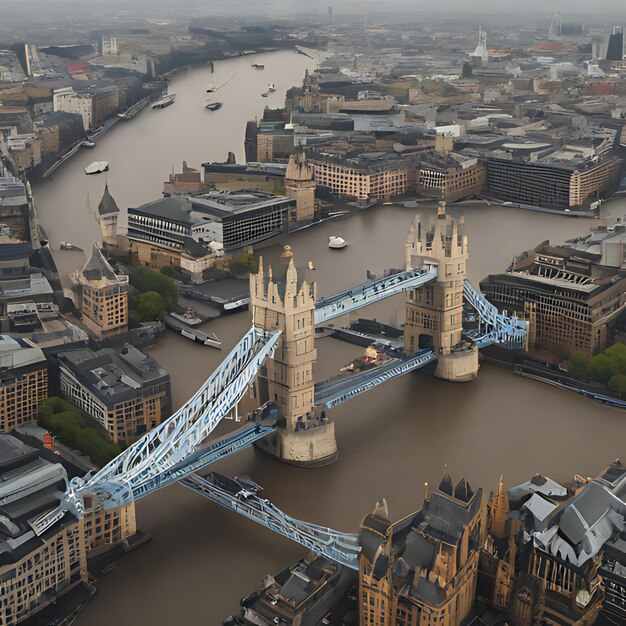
[404,202,479,381]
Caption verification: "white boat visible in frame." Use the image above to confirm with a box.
[267,83,276,93]
[328,236,347,249]
[152,94,176,109]
[223,297,250,312]
[252,63,265,70]
[206,83,216,93]
[84,161,109,175]
[60,242,74,250]
[80,140,95,148]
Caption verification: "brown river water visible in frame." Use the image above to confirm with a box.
[30,50,626,625]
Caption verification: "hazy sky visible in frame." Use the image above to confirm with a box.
[6,0,626,12]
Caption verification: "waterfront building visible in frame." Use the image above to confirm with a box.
[481,460,626,625]
[486,155,621,210]
[0,435,88,625]
[202,161,286,194]
[358,470,484,626]
[246,120,295,163]
[417,156,486,202]
[480,239,626,355]
[284,147,316,227]
[224,552,357,625]
[310,151,410,201]
[82,495,137,558]
[188,190,296,251]
[97,183,120,248]
[0,335,47,432]
[53,86,121,132]
[0,170,28,240]
[56,343,171,444]
[126,195,225,281]
[163,161,205,196]
[33,111,84,157]
[73,244,128,339]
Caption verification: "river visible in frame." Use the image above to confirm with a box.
[30,50,626,625]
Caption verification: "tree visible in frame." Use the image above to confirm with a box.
[590,353,615,385]
[567,351,591,380]
[129,268,177,310]
[137,291,165,321]
[230,252,259,276]
[609,373,626,397]
[605,343,626,374]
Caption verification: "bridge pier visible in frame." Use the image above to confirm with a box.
[250,255,337,466]
[404,201,479,382]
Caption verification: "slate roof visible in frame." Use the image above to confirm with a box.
[98,183,120,216]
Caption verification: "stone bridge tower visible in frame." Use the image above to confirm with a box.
[250,254,337,466]
[404,202,479,382]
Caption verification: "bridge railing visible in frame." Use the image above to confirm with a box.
[182,472,361,569]
[31,327,281,535]
[314,266,437,325]
[463,280,527,350]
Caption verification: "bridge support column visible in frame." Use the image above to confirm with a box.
[250,254,337,466]
[404,201,479,382]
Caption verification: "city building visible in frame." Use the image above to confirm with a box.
[126,195,226,280]
[417,156,486,201]
[310,151,410,201]
[34,110,84,157]
[53,86,121,132]
[72,244,128,339]
[0,435,88,625]
[480,238,626,355]
[284,147,316,227]
[358,469,484,626]
[486,155,621,210]
[245,120,294,162]
[202,161,286,194]
[0,168,28,239]
[97,183,120,248]
[0,335,47,432]
[56,344,171,444]
[82,496,137,558]
[224,551,357,625]
[188,190,296,251]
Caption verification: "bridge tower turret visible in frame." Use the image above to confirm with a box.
[250,254,338,466]
[404,202,479,382]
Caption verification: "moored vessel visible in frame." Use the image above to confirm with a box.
[84,161,109,175]
[328,235,347,249]
[205,101,223,111]
[152,94,176,109]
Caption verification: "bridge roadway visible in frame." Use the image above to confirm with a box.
[181,472,361,570]
[31,327,282,535]
[314,266,438,325]
[314,349,436,409]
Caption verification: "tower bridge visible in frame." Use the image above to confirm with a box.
[33,205,527,563]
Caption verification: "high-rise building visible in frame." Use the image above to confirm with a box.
[471,27,489,64]
[606,27,624,61]
[0,435,88,625]
[0,335,47,431]
[73,243,128,339]
[328,6,333,25]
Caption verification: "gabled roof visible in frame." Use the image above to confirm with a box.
[81,243,118,282]
[98,183,120,216]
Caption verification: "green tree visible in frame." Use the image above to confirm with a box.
[129,268,177,310]
[137,291,165,321]
[38,398,121,467]
[590,353,616,385]
[567,351,591,380]
[608,373,626,396]
[230,253,259,276]
[605,343,626,374]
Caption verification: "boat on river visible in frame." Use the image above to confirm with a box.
[267,83,276,93]
[84,161,108,175]
[205,101,223,111]
[206,83,216,93]
[328,236,347,249]
[252,64,265,70]
[223,296,249,313]
[152,94,176,109]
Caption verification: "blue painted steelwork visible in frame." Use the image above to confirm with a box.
[463,280,527,350]
[314,349,436,409]
[31,327,281,536]
[182,472,361,569]
[314,267,438,325]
